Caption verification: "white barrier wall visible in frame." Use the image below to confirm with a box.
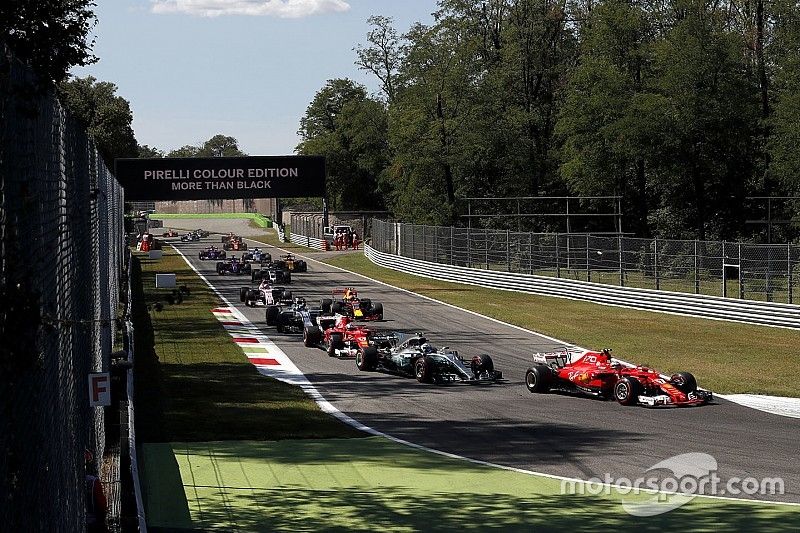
[364,245,800,330]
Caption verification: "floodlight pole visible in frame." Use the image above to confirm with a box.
[322,197,329,229]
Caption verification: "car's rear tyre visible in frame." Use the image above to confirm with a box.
[303,326,322,347]
[356,346,378,371]
[670,372,697,393]
[371,303,383,320]
[216,262,224,274]
[266,305,279,326]
[239,287,249,303]
[276,313,289,333]
[281,290,292,302]
[321,299,332,314]
[327,333,344,357]
[525,365,551,393]
[415,356,435,383]
[614,377,641,406]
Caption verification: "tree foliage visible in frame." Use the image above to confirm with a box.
[298,0,800,240]
[1,0,97,86]
[58,75,138,168]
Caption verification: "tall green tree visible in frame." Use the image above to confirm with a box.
[58,75,138,168]
[1,0,97,86]
[297,79,388,210]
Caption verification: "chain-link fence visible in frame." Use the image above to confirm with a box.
[290,212,387,243]
[1,49,125,530]
[372,220,800,304]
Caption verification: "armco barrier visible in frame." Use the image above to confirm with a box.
[364,245,800,330]
[290,232,327,250]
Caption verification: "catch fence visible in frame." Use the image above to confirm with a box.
[0,48,125,530]
[371,220,800,304]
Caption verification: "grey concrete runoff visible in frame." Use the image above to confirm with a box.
[162,220,800,503]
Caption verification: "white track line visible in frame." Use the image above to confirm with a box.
[166,243,798,508]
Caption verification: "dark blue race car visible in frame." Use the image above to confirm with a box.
[216,257,252,275]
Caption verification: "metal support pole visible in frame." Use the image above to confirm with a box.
[586,234,591,282]
[555,234,560,278]
[411,224,415,260]
[529,232,534,275]
[789,244,794,304]
[694,240,700,294]
[654,238,660,290]
[485,229,489,270]
[739,243,744,299]
[450,225,454,265]
[722,241,727,298]
[422,225,427,261]
[467,225,472,268]
[618,234,624,286]
[322,197,329,230]
[506,230,511,272]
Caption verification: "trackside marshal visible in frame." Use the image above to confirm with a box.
[115,156,326,201]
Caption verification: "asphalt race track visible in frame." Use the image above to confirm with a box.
[163,222,800,503]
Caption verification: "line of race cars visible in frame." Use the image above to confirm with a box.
[190,233,713,407]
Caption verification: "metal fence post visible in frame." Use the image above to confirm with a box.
[618,234,624,286]
[789,244,794,304]
[485,228,489,270]
[654,238,660,290]
[411,224,415,260]
[722,241,727,298]
[586,234,591,282]
[555,233,560,278]
[739,242,744,299]
[450,225,454,265]
[506,230,511,272]
[467,226,472,268]
[694,240,700,294]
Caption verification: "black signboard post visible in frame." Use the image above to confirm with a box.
[115,156,326,201]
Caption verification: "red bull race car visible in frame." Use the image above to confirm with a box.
[320,288,383,321]
[525,348,712,407]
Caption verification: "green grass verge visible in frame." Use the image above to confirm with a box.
[150,212,272,225]
[131,246,360,442]
[324,253,800,397]
[141,438,800,532]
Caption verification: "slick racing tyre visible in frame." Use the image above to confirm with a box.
[614,377,642,406]
[266,305,279,326]
[331,301,344,315]
[303,326,322,347]
[371,303,383,320]
[239,287,249,303]
[525,365,551,393]
[670,372,697,394]
[415,356,435,384]
[356,346,378,371]
[327,333,344,357]
[321,299,333,314]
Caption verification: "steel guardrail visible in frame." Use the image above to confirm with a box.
[290,231,327,250]
[364,245,800,330]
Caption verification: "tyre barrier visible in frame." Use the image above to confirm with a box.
[364,245,800,330]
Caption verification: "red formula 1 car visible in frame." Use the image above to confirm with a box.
[303,315,382,358]
[525,349,712,407]
[222,234,248,251]
[320,288,383,321]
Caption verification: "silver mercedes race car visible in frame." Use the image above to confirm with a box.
[356,333,502,384]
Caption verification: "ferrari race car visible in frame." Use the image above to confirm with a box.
[525,349,713,407]
[239,280,293,308]
[355,333,501,384]
[321,288,383,321]
[280,253,308,273]
[302,314,380,357]
[242,248,272,265]
[199,246,226,260]
[162,229,179,238]
[216,257,252,275]
[222,234,248,251]
[251,265,291,284]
